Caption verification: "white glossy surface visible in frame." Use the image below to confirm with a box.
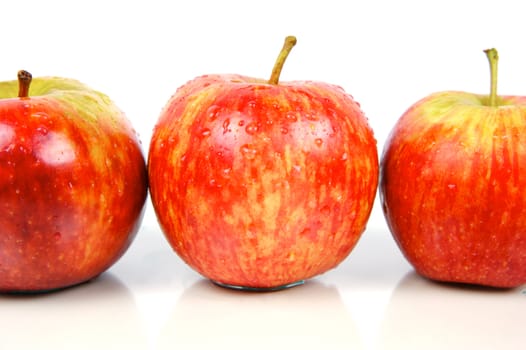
[2,205,524,350]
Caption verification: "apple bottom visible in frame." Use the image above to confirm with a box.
[2,276,100,295]
[401,249,524,289]
[0,264,116,295]
[211,279,305,292]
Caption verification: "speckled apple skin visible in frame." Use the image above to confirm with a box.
[148,74,378,289]
[381,91,526,288]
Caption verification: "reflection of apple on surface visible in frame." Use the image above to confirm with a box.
[158,280,362,350]
[148,36,379,290]
[381,48,526,288]
[0,71,148,292]
[380,272,524,350]
[0,273,147,349]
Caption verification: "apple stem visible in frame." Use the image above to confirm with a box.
[268,36,297,85]
[17,70,32,98]
[484,48,499,107]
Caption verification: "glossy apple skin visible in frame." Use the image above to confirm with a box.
[381,91,526,288]
[148,74,378,289]
[0,77,148,292]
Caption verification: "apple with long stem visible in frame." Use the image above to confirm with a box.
[0,70,148,292]
[148,36,379,290]
[381,48,526,288]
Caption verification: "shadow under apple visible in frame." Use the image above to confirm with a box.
[379,271,524,350]
[158,279,363,350]
[0,273,147,350]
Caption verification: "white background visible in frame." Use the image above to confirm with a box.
[4,0,526,230]
[1,1,525,349]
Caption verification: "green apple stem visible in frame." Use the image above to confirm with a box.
[269,36,297,85]
[17,70,32,98]
[484,48,499,107]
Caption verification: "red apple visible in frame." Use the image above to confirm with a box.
[148,36,379,290]
[380,48,526,288]
[0,70,148,292]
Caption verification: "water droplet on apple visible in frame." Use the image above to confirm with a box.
[320,205,331,216]
[238,120,245,127]
[280,127,289,134]
[447,184,457,190]
[245,122,259,135]
[305,113,319,121]
[207,105,221,120]
[36,126,49,135]
[340,152,348,161]
[222,119,231,134]
[286,112,298,122]
[222,167,232,179]
[240,144,257,160]
[18,144,29,153]
[200,128,211,137]
[54,232,62,241]
[314,138,324,147]
[327,108,339,118]
[247,100,257,109]
[31,112,50,119]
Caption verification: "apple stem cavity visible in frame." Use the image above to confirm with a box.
[17,70,32,98]
[484,48,499,107]
[268,36,297,85]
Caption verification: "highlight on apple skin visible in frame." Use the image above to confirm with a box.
[0,70,148,293]
[148,36,379,290]
[380,48,526,288]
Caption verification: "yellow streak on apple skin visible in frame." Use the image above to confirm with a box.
[46,84,144,273]
[151,85,222,247]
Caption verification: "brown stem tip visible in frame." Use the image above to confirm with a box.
[17,70,32,98]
